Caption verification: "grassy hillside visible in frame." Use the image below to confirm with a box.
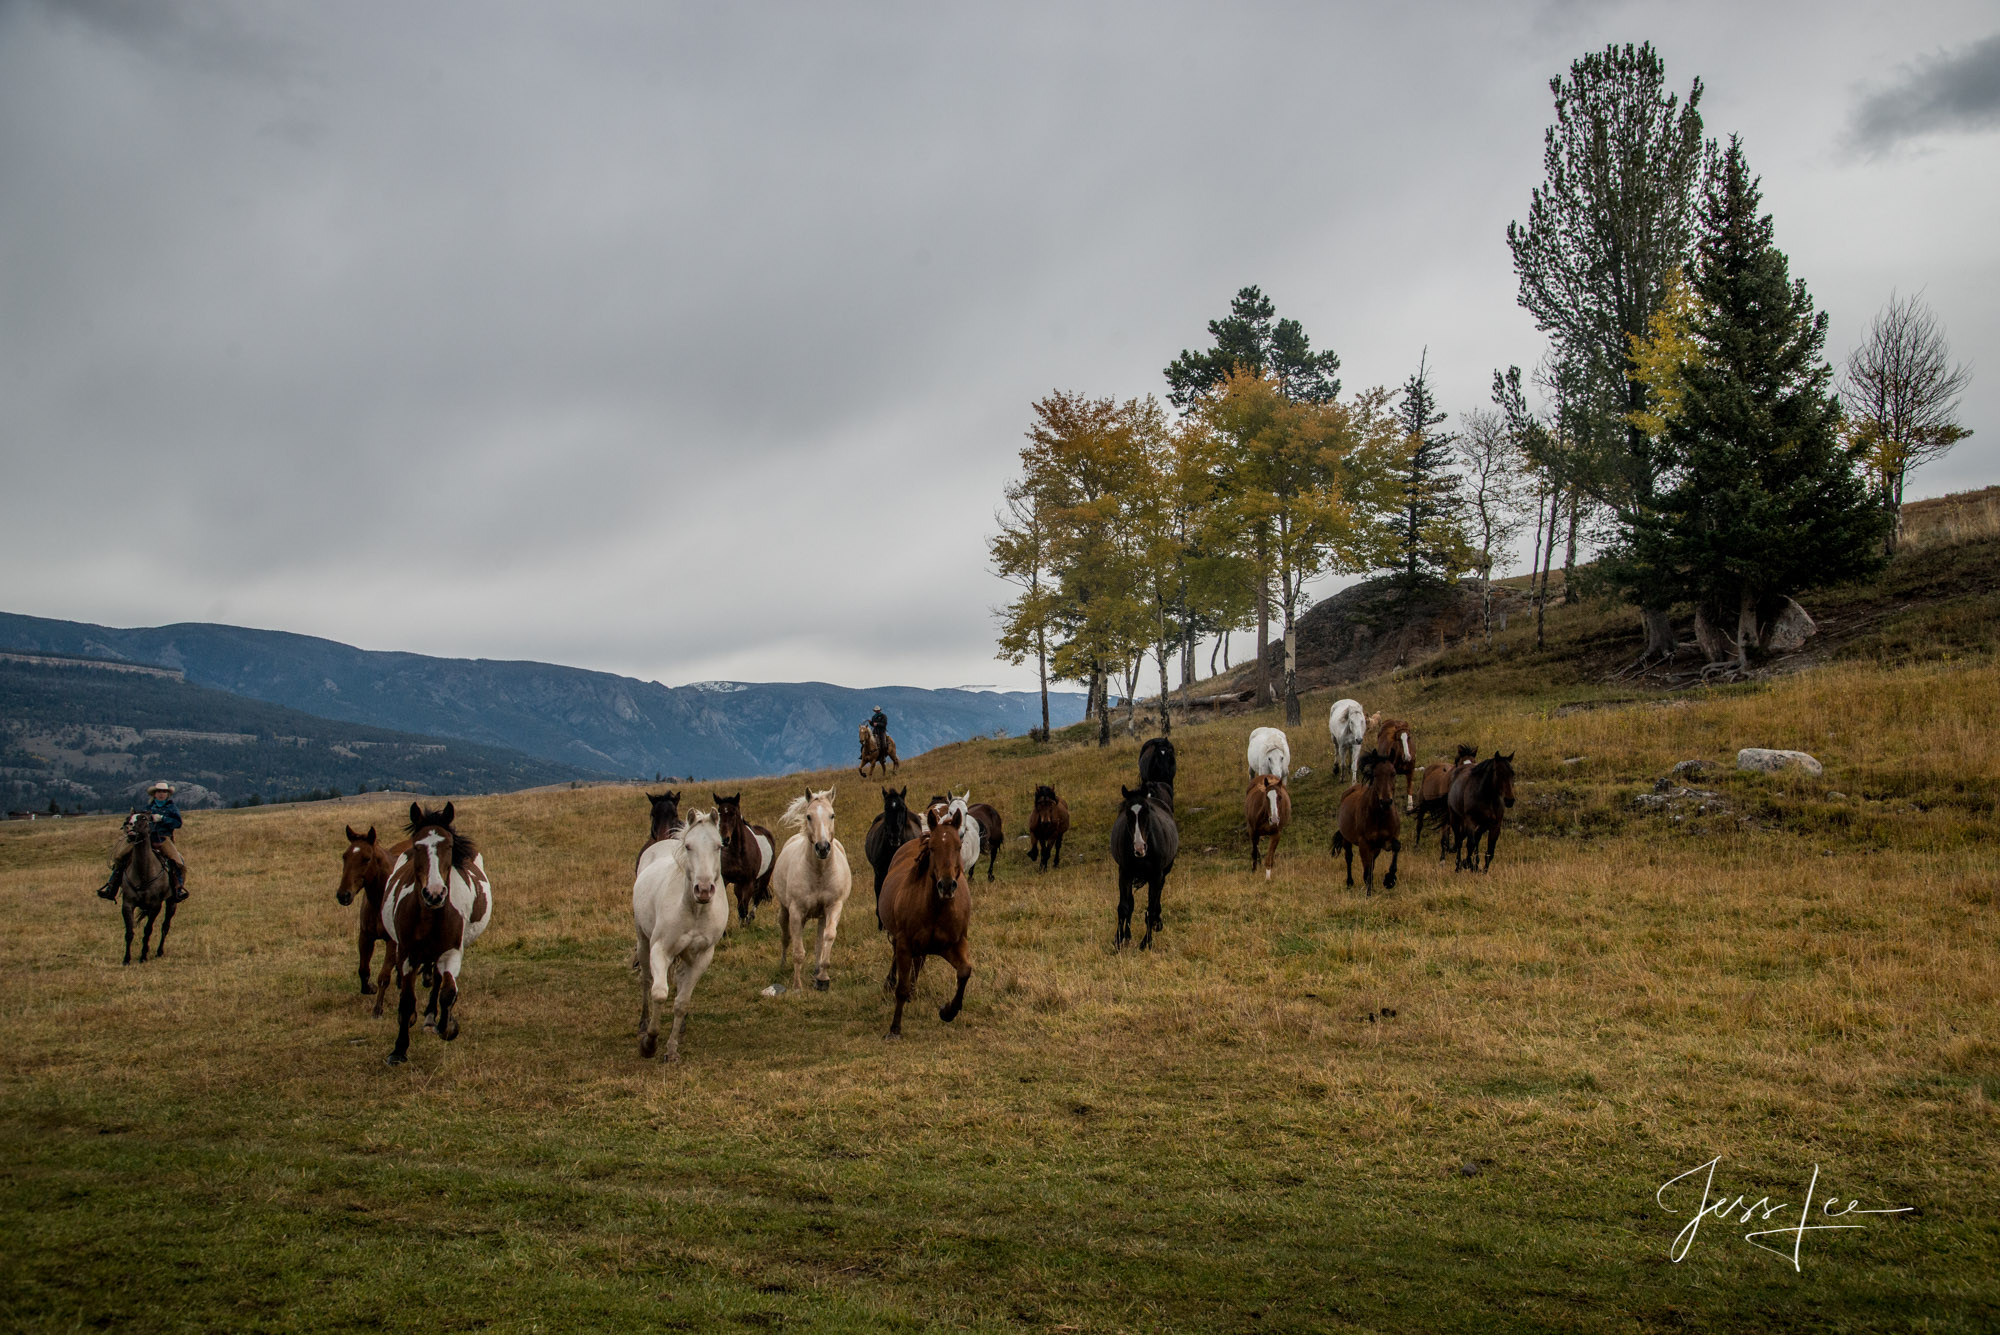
[4,580,1996,1332]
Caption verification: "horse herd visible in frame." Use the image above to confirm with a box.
[317,697,1515,1065]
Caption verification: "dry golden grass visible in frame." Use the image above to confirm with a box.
[4,643,1998,1331]
[1902,486,2000,552]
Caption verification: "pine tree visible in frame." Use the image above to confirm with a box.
[1164,286,1342,410]
[1393,351,1465,586]
[1623,138,1888,673]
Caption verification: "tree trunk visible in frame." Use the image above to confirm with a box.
[1035,627,1049,742]
[1156,613,1173,736]
[1210,636,1222,676]
[1481,562,1493,649]
[1889,467,1906,554]
[1092,665,1110,748]
[1561,489,1580,605]
[1534,489,1559,650]
[1123,660,1141,736]
[1733,583,1757,675]
[1282,616,1301,725]
[1254,537,1271,705]
[1641,606,1677,661]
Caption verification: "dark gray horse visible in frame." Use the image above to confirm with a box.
[865,786,925,926]
[115,812,177,965]
[1110,784,1178,951]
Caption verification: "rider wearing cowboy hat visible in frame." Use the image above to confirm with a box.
[96,781,190,903]
[867,705,888,746]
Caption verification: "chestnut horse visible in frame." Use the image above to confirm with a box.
[1245,773,1291,878]
[1111,783,1178,950]
[713,792,776,924]
[877,811,973,1039]
[335,824,407,1014]
[1028,785,1069,871]
[859,725,899,777]
[383,803,493,1066]
[1449,752,1517,873]
[1368,713,1417,812]
[1331,751,1401,896]
[1411,745,1476,861]
[636,789,683,872]
[865,786,925,923]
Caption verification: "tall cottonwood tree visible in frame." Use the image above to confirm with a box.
[1508,42,1707,658]
[989,478,1058,740]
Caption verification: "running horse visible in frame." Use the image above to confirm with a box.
[859,725,899,777]
[1368,713,1417,812]
[382,803,493,1066]
[864,786,925,922]
[1027,785,1069,871]
[877,808,974,1038]
[1111,784,1178,950]
[1448,752,1517,873]
[713,792,776,924]
[1245,773,1291,878]
[335,824,407,1014]
[111,812,176,965]
[1332,750,1401,896]
[1411,745,1476,862]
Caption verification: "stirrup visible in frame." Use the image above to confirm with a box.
[96,881,120,901]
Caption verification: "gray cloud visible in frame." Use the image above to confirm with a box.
[1849,30,2000,151]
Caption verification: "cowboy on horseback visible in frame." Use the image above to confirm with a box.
[97,781,190,904]
[868,706,888,750]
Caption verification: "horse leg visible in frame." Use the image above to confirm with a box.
[373,939,397,1018]
[812,899,844,991]
[1140,872,1165,951]
[1052,832,1063,869]
[435,969,460,1042]
[643,937,673,1058]
[985,840,997,882]
[155,900,173,957]
[1115,872,1135,949]
[939,939,972,1023]
[1384,836,1401,891]
[1361,845,1377,897]
[636,931,658,1056]
[787,903,809,992]
[357,920,377,994]
[664,944,715,1063]
[886,943,914,1038]
[1250,826,1261,874]
[422,969,441,1031]
[1483,823,1499,873]
[121,902,134,965]
[139,907,156,963]
[1268,824,1282,877]
[778,903,798,990]
[388,966,417,1065]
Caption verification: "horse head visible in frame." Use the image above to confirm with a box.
[679,811,723,904]
[1493,752,1517,808]
[712,792,744,842]
[784,788,837,860]
[923,810,963,899]
[125,811,153,843]
[1120,785,1154,859]
[1359,752,1396,808]
[1034,784,1057,810]
[645,790,683,841]
[406,802,467,910]
[337,824,378,906]
[1454,744,1477,764]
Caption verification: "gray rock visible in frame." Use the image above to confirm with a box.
[1764,598,1817,653]
[1737,748,1824,777]
[1670,759,1708,779]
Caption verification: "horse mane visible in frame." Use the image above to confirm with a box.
[407,805,478,871]
[781,788,835,829]
[1454,744,1477,762]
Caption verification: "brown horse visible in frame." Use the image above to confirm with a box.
[859,725,899,777]
[1331,751,1401,896]
[636,790,683,871]
[963,799,1004,881]
[1028,785,1069,871]
[1245,773,1291,878]
[113,812,176,965]
[877,811,973,1039]
[713,792,776,924]
[383,803,493,1066]
[1368,713,1417,812]
[1411,745,1476,861]
[1448,752,1517,873]
[336,824,407,1014]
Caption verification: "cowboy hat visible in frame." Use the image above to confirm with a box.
[147,780,175,794]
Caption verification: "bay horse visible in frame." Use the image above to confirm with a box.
[1110,784,1178,950]
[636,790,683,871]
[113,812,176,965]
[383,803,493,1066]
[770,788,853,992]
[1245,773,1291,878]
[952,791,1004,882]
[1328,698,1368,783]
[1138,736,1177,801]
[335,824,406,1014]
[1449,752,1517,873]
[859,725,899,777]
[1028,785,1069,871]
[1331,751,1401,896]
[864,786,925,924]
[1369,713,1417,812]
[633,810,728,1062]
[877,810,973,1039]
[1411,745,1477,862]
[713,792,776,924]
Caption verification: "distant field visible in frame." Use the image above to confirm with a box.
[4,600,1996,1331]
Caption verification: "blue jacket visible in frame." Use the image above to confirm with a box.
[143,797,183,839]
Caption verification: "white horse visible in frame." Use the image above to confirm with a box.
[1247,726,1290,779]
[946,791,982,877]
[1329,698,1368,783]
[771,788,853,992]
[632,810,727,1063]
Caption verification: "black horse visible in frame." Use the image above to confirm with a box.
[864,786,925,925]
[1110,784,1178,950]
[1138,736,1177,802]
[1448,752,1517,873]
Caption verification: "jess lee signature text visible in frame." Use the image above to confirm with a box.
[1656,1157,1913,1270]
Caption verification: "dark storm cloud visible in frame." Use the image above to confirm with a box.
[1849,31,2000,151]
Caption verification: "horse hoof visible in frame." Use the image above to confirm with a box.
[883,1031,903,1041]
[422,1020,437,1033]
[638,1033,657,1058]
[440,1019,459,1042]
[385,1052,407,1066]
[814,978,830,992]
[661,1049,681,1064]
[360,983,375,995]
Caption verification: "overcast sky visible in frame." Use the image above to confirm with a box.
[3,0,1995,691]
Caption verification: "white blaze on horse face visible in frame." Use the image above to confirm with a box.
[416,832,449,900]
[1402,732,1411,762]
[1130,804,1147,858]
[1267,786,1280,826]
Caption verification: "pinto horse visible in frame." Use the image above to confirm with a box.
[1245,773,1291,878]
[335,824,406,1014]
[877,811,974,1039]
[1449,752,1517,873]
[113,812,176,965]
[1411,745,1476,862]
[1111,784,1178,950]
[712,792,776,924]
[865,786,925,923]
[859,725,899,777]
[1028,785,1069,871]
[383,803,493,1066]
[636,790,684,871]
[1332,751,1401,896]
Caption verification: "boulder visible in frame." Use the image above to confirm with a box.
[1763,598,1817,653]
[1736,748,1823,777]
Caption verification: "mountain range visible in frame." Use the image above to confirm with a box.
[0,612,1083,783]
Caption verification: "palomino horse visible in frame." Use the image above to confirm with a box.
[864,786,925,923]
[713,792,776,924]
[1245,773,1291,878]
[1368,713,1417,811]
[633,810,727,1062]
[335,824,407,1013]
[770,788,852,992]
[636,790,684,871]
[1448,752,1517,873]
[859,725,899,777]
[112,812,176,965]
[1412,745,1477,861]
[877,810,974,1038]
[383,803,493,1065]
[1328,698,1368,783]
[1332,751,1402,896]
[1028,785,1069,871]
[1111,784,1178,950]
[950,791,1004,882]
[1247,726,1290,779]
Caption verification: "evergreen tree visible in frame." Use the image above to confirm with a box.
[1164,286,1342,410]
[1621,138,1888,673]
[1393,351,1466,585]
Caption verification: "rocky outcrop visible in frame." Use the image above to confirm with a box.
[1260,577,1532,689]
